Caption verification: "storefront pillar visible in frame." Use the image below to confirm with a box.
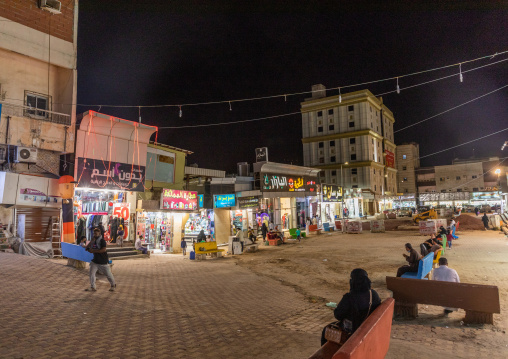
[214,208,231,245]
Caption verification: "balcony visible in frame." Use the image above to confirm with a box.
[0,101,71,126]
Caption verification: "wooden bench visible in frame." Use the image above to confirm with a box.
[308,298,395,359]
[194,241,225,260]
[401,252,434,280]
[386,277,500,324]
[308,224,322,235]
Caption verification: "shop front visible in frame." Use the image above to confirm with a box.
[320,184,343,225]
[470,191,503,212]
[259,163,320,231]
[137,189,198,252]
[378,194,416,212]
[343,188,364,218]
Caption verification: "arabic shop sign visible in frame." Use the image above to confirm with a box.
[214,194,236,208]
[77,157,145,192]
[261,173,318,193]
[161,189,198,210]
[322,184,343,202]
[238,196,260,209]
[471,191,501,201]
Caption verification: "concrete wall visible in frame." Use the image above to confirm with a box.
[214,209,231,245]
[435,163,484,192]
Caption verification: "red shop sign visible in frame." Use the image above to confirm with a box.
[161,189,198,210]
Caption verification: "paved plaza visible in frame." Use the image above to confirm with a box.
[1,229,508,358]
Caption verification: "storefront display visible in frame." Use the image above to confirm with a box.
[74,189,128,244]
[184,211,214,237]
[137,211,172,251]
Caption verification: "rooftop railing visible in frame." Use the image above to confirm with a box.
[0,101,71,126]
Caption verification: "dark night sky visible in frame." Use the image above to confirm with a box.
[76,2,508,173]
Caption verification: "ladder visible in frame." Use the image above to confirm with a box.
[48,216,62,258]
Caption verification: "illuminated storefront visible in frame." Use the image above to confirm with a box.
[320,184,343,224]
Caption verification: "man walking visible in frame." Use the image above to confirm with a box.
[433,257,460,314]
[85,227,116,292]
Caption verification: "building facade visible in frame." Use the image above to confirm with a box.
[301,86,397,215]
[396,143,420,193]
[0,1,78,237]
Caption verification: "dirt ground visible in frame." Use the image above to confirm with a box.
[235,226,508,358]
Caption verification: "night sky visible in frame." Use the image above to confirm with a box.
[77,2,508,173]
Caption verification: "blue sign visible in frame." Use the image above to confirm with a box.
[198,194,204,208]
[214,194,235,208]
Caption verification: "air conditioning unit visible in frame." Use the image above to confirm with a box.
[39,0,62,14]
[14,147,38,163]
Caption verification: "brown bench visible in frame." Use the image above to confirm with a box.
[308,298,394,359]
[386,276,500,324]
[308,224,322,235]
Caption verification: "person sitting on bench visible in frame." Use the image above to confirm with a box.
[248,227,256,243]
[321,268,381,346]
[433,257,460,315]
[396,243,421,277]
[428,238,442,259]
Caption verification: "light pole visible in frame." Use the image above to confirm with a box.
[341,161,348,231]
[495,168,503,214]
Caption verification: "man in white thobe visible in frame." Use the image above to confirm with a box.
[433,257,460,314]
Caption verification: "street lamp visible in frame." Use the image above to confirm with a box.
[495,168,503,213]
[341,161,348,229]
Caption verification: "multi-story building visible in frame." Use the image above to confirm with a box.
[396,143,420,193]
[301,85,397,215]
[415,157,507,209]
[0,1,78,237]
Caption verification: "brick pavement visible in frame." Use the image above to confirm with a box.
[0,252,322,359]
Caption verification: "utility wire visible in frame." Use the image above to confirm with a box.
[418,127,508,160]
[394,84,508,133]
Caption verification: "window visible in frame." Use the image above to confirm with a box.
[370,122,373,128]
[351,168,357,175]
[402,166,407,171]
[374,185,377,191]
[25,91,50,119]
[457,189,462,192]
[352,185,358,188]
[350,154,356,161]
[372,139,374,144]
[440,177,445,181]
[370,106,372,112]
[373,154,375,160]
[349,121,354,128]
[374,169,376,174]
[317,111,323,117]
[329,125,334,131]
[473,187,479,191]
[350,146,355,151]
[318,142,324,148]
[404,177,407,181]
[328,141,335,147]
[352,177,357,183]
[472,175,477,179]
[456,176,461,180]
[402,155,407,159]
[328,109,333,115]
[405,189,408,193]
[330,156,336,162]
[441,189,446,193]
[319,158,324,164]
[318,126,323,132]
[350,138,355,144]
[348,105,354,112]
[329,118,334,124]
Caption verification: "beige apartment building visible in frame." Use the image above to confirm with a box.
[301,85,397,215]
[0,1,78,235]
[396,143,420,193]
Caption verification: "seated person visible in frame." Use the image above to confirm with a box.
[196,230,206,242]
[247,227,256,242]
[428,238,442,259]
[396,243,421,277]
[438,225,447,237]
[135,235,148,255]
[321,268,381,346]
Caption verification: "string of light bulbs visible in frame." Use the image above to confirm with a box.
[65,49,507,112]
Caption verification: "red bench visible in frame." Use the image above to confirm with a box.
[308,298,395,359]
[308,224,322,235]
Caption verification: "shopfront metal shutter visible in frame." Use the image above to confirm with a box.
[16,207,60,242]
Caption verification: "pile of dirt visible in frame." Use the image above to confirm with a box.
[455,214,485,230]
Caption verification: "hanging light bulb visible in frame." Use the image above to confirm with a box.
[179,106,182,118]
[339,88,342,103]
[229,101,232,111]
[396,78,400,94]
[459,63,463,83]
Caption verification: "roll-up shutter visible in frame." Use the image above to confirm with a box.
[16,207,60,242]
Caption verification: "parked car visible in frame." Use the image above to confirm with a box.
[398,207,412,217]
